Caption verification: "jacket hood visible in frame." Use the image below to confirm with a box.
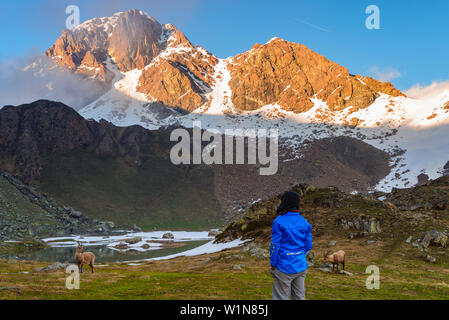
[276,191,301,214]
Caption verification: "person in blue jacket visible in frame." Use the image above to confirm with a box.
[270,191,313,300]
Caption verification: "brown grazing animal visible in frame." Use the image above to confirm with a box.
[323,250,346,272]
[75,243,95,273]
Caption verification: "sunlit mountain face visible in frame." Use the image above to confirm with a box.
[20,9,449,191]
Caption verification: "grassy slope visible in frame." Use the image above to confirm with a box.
[1,236,448,300]
[38,151,223,230]
[0,177,59,234]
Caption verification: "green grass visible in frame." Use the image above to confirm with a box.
[1,238,448,300]
[39,151,224,230]
[307,261,449,300]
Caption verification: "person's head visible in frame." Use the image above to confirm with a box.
[276,191,301,214]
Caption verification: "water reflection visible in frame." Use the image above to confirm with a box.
[1,240,208,263]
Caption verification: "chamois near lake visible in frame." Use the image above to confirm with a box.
[75,243,95,273]
[323,250,346,272]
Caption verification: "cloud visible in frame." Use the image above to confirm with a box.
[368,66,402,82]
[0,53,106,110]
[405,80,449,100]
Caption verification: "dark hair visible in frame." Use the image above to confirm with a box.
[276,191,301,214]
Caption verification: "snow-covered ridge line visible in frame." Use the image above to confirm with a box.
[73,12,123,34]
[79,57,449,192]
[73,10,156,34]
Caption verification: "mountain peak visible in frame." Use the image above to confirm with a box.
[266,36,285,44]
[229,37,404,113]
[46,9,186,75]
[72,9,158,32]
[43,9,406,117]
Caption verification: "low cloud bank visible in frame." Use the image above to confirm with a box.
[405,80,449,100]
[0,54,106,110]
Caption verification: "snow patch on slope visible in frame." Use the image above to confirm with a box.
[79,57,177,129]
[179,89,449,191]
[192,58,236,115]
[142,239,250,262]
[73,12,123,35]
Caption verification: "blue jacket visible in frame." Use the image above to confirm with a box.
[270,211,313,274]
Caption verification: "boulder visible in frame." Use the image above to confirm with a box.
[426,255,437,263]
[33,262,72,273]
[243,242,269,259]
[123,237,142,245]
[162,232,175,239]
[420,230,448,248]
[102,221,115,230]
[208,230,221,237]
[133,224,143,232]
[202,257,212,264]
[340,216,381,234]
[68,208,83,218]
[113,242,130,250]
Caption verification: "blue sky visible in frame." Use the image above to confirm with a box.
[1,0,448,90]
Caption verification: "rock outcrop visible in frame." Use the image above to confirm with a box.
[45,9,218,112]
[382,176,449,211]
[137,59,207,111]
[46,9,163,74]
[418,230,448,248]
[216,178,449,243]
[229,38,404,113]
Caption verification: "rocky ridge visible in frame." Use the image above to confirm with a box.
[45,9,218,112]
[228,38,403,113]
[216,176,449,246]
[0,100,393,227]
[43,9,403,116]
[0,171,113,241]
